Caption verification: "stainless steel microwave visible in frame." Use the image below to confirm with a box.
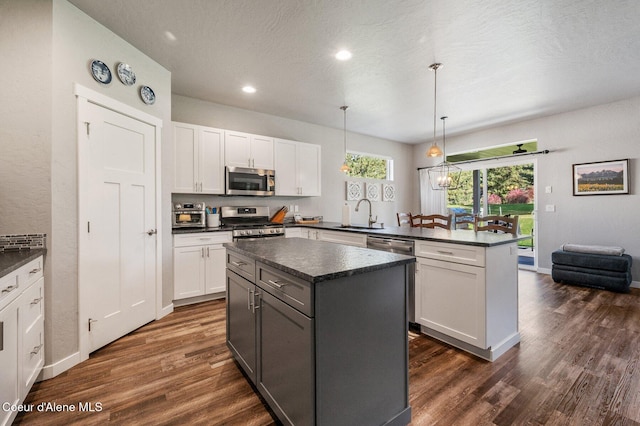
[225,166,275,196]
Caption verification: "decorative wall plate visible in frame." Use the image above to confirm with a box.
[346,181,362,201]
[139,85,156,105]
[117,62,136,86]
[366,182,380,201]
[90,59,112,84]
[382,183,396,201]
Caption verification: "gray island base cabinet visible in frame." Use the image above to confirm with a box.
[225,238,415,426]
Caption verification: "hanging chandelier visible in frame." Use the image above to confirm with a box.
[427,115,462,190]
[340,105,350,173]
[426,63,443,158]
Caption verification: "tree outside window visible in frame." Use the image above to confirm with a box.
[344,152,393,180]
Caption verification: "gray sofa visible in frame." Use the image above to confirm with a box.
[552,249,633,293]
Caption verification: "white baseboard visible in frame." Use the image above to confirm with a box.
[158,302,174,319]
[39,351,80,381]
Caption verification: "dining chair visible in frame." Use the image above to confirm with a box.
[453,212,475,230]
[412,214,452,229]
[396,212,413,227]
[474,215,519,235]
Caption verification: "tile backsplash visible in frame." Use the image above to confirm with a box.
[0,234,47,252]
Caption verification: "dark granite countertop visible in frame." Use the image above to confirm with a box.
[291,221,529,247]
[224,238,415,283]
[0,249,47,279]
[174,220,528,247]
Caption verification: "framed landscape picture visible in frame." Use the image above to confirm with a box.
[572,159,629,196]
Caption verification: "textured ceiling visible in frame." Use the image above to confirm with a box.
[68,0,640,144]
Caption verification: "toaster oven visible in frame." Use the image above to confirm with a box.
[172,202,206,228]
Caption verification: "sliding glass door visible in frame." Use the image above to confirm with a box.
[447,158,537,269]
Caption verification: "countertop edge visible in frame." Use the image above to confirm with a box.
[224,242,415,283]
[0,249,47,279]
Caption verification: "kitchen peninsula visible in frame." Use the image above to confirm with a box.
[224,238,415,426]
[288,223,526,361]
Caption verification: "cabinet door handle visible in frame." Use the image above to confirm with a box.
[201,248,205,258]
[30,344,43,356]
[30,267,42,274]
[252,291,261,313]
[1,284,17,294]
[267,279,286,289]
[247,287,252,310]
[30,297,43,305]
[231,260,246,267]
[207,247,210,257]
[437,250,455,255]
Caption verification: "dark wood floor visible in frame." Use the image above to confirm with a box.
[15,271,640,425]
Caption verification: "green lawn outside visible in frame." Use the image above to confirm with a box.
[450,204,534,248]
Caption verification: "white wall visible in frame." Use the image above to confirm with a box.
[172,95,417,226]
[0,0,172,371]
[0,0,52,233]
[414,96,640,280]
[49,0,172,367]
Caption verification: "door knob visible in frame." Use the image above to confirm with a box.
[147,229,157,235]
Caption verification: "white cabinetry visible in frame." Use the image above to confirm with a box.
[0,255,44,426]
[274,139,321,196]
[0,294,19,426]
[317,229,367,247]
[414,240,519,361]
[19,276,44,397]
[173,232,232,300]
[284,227,303,238]
[225,130,274,169]
[172,122,224,194]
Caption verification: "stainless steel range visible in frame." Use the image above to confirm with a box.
[221,206,285,241]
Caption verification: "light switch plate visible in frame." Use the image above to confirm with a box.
[545,186,552,193]
[545,204,556,212]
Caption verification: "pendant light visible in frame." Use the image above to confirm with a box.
[427,116,462,190]
[426,63,444,158]
[340,105,350,173]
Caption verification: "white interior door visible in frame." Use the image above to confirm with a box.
[79,100,157,354]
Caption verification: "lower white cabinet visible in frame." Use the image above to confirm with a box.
[0,300,19,426]
[316,229,367,247]
[173,232,232,300]
[415,256,486,346]
[19,276,44,396]
[284,227,303,238]
[414,240,519,361]
[0,255,44,426]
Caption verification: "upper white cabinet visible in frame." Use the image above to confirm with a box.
[274,138,321,196]
[172,122,224,194]
[225,130,274,169]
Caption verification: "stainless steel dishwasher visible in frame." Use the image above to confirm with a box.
[366,235,417,325]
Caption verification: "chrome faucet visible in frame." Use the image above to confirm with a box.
[355,198,378,228]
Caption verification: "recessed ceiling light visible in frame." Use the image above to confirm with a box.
[335,50,352,61]
[164,31,177,42]
[242,85,257,94]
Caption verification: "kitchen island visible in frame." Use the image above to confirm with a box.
[224,238,415,426]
